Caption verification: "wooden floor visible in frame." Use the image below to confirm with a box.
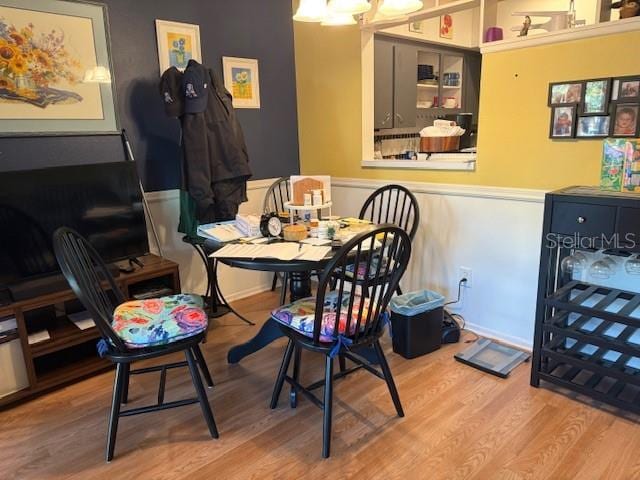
[2,291,640,480]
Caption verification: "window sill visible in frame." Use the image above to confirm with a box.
[361,159,476,171]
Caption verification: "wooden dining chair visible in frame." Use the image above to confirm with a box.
[348,184,420,296]
[263,177,291,304]
[269,225,412,458]
[53,227,218,462]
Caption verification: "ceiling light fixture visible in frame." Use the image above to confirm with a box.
[327,0,371,15]
[378,0,424,17]
[293,0,328,22]
[321,11,357,26]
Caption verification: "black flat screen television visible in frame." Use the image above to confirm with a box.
[0,162,149,292]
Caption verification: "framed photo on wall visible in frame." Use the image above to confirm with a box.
[617,76,640,102]
[549,105,577,139]
[155,20,202,74]
[612,103,639,137]
[0,0,118,136]
[222,57,261,109]
[576,115,610,138]
[580,78,611,115]
[548,81,583,106]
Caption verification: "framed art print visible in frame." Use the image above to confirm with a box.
[0,0,118,136]
[155,20,201,74]
[222,57,261,109]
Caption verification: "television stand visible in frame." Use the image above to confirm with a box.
[0,253,180,408]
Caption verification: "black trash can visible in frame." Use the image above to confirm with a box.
[390,290,445,359]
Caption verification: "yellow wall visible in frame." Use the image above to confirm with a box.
[294,25,640,190]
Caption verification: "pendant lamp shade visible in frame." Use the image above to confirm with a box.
[378,0,423,17]
[327,0,371,15]
[321,11,357,25]
[293,0,328,22]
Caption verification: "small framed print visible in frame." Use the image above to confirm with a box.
[222,57,261,109]
[612,103,639,137]
[548,81,583,106]
[581,78,611,115]
[616,76,640,102]
[550,105,577,139]
[155,20,202,74]
[409,21,423,33]
[576,116,610,138]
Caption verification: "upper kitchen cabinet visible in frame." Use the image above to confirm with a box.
[375,34,481,131]
[374,36,417,130]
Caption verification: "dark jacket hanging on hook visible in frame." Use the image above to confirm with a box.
[160,60,252,226]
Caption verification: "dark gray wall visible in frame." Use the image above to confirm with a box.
[0,0,300,191]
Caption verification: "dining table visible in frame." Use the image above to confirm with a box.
[202,222,382,365]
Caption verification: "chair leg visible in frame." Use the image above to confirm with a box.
[279,273,289,306]
[396,285,403,296]
[192,344,214,388]
[270,339,294,409]
[271,272,279,291]
[322,356,334,459]
[185,349,219,438]
[106,362,126,462]
[121,363,130,405]
[290,345,301,408]
[374,340,404,418]
[338,354,346,373]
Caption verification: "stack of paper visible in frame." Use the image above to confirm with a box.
[68,311,96,330]
[211,243,301,261]
[28,330,50,345]
[198,221,245,242]
[211,243,332,262]
[235,214,261,237]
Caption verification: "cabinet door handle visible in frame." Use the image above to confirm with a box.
[396,113,404,124]
[577,216,586,224]
[381,113,392,126]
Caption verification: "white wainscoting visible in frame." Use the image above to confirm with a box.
[145,179,276,303]
[332,178,547,350]
[147,177,547,350]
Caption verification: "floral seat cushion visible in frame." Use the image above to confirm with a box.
[271,291,371,342]
[344,254,393,281]
[112,294,208,348]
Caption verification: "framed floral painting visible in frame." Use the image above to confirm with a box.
[155,20,201,74]
[222,57,260,109]
[0,0,118,136]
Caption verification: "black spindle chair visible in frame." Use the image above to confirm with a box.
[348,184,419,296]
[263,177,291,304]
[269,225,411,458]
[53,228,218,462]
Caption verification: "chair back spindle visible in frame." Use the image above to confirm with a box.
[53,227,128,351]
[315,225,411,345]
[359,185,419,241]
[263,176,291,214]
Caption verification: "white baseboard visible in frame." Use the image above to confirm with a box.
[463,321,533,352]
[221,284,274,303]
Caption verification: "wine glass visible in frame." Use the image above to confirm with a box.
[561,251,588,277]
[589,259,613,280]
[625,254,640,275]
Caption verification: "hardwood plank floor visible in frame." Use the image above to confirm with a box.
[1,290,639,480]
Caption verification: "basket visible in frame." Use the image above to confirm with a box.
[420,136,460,153]
[283,225,308,242]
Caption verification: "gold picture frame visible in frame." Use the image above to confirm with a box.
[0,0,118,136]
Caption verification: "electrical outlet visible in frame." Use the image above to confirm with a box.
[460,267,472,288]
